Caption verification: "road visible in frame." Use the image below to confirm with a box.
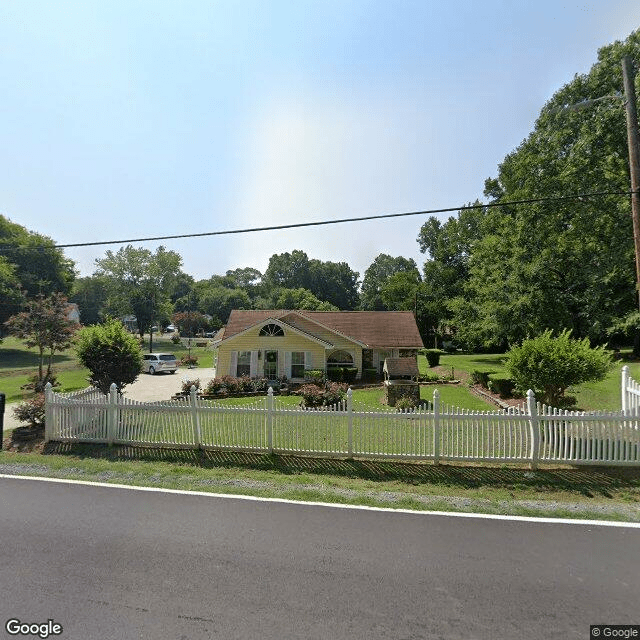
[0,477,638,640]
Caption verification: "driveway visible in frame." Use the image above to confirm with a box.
[123,366,217,402]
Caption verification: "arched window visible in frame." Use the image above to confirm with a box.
[259,323,284,337]
[327,350,353,367]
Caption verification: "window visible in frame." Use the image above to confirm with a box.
[327,350,353,369]
[237,351,251,377]
[259,323,284,337]
[291,352,305,378]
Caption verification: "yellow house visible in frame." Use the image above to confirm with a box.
[212,310,424,382]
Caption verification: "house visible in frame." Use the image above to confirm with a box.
[65,303,80,323]
[212,310,424,382]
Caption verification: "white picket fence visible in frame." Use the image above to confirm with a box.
[43,367,640,467]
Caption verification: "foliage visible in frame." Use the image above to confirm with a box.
[13,394,46,427]
[259,287,338,311]
[95,244,182,338]
[298,382,348,407]
[304,369,325,383]
[75,318,143,395]
[5,293,79,385]
[196,284,250,324]
[360,254,418,310]
[307,259,360,310]
[179,354,199,367]
[395,395,418,411]
[445,31,640,350]
[204,377,225,395]
[487,377,516,398]
[327,367,358,383]
[170,333,181,344]
[69,275,111,325]
[21,370,59,393]
[470,370,491,387]
[181,378,201,394]
[505,330,612,406]
[362,368,378,382]
[0,257,24,330]
[0,214,75,306]
[172,311,211,337]
[424,350,442,367]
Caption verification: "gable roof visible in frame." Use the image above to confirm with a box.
[383,357,419,377]
[220,310,424,349]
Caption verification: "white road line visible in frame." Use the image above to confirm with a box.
[1,473,639,528]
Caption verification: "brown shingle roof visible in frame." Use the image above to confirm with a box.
[222,310,424,348]
[383,357,419,377]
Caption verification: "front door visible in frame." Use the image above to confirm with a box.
[264,350,278,379]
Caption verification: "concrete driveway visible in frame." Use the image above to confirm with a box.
[123,367,217,402]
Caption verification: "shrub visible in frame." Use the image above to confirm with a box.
[179,354,198,367]
[471,370,491,387]
[505,329,612,406]
[219,375,242,394]
[327,367,358,383]
[362,368,378,382]
[75,318,143,395]
[13,394,46,428]
[251,377,269,393]
[21,370,59,392]
[395,395,417,411]
[304,369,325,384]
[298,382,348,407]
[424,350,442,367]
[204,377,225,395]
[238,375,254,392]
[170,333,181,344]
[181,378,201,394]
[487,377,515,398]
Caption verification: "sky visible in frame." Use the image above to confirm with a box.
[1,1,639,284]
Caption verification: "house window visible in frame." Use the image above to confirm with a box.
[362,349,373,369]
[237,351,251,377]
[327,350,353,369]
[291,352,305,378]
[259,323,284,337]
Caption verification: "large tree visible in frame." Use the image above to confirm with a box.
[308,260,359,310]
[95,245,182,338]
[441,30,640,350]
[360,254,418,310]
[69,275,111,325]
[263,250,311,290]
[0,214,75,302]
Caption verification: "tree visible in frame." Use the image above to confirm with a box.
[171,311,216,336]
[69,275,111,325]
[308,260,360,310]
[0,257,24,329]
[263,250,311,290]
[95,245,182,338]
[0,214,75,299]
[505,330,612,406]
[360,254,418,310]
[261,287,338,311]
[196,284,251,324]
[449,30,640,350]
[5,293,79,388]
[75,318,143,395]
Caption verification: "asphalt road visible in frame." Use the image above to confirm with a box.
[1,477,638,640]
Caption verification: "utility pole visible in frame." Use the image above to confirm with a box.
[622,56,640,310]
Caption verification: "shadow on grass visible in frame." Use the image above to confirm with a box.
[0,349,76,371]
[42,442,640,498]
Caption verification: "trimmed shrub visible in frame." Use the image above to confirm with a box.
[471,370,491,387]
[395,395,417,411]
[251,377,269,393]
[424,350,442,367]
[170,333,181,344]
[219,375,242,394]
[204,377,225,395]
[362,368,378,382]
[304,369,325,384]
[505,329,612,406]
[487,377,515,398]
[179,354,199,367]
[299,382,348,407]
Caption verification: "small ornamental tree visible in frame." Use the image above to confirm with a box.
[5,293,79,390]
[505,330,612,406]
[75,318,143,395]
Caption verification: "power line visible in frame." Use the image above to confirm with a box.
[0,188,632,253]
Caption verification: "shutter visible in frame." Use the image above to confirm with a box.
[284,351,292,379]
[305,351,313,372]
[250,351,258,378]
[230,351,238,376]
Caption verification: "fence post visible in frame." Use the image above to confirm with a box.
[347,387,353,457]
[622,365,629,413]
[433,388,440,465]
[267,387,274,454]
[527,389,540,470]
[107,383,118,446]
[44,382,53,442]
[190,385,201,449]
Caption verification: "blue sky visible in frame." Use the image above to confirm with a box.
[1,1,639,282]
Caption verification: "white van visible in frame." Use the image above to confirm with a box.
[142,353,178,375]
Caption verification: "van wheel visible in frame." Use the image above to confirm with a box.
[149,366,155,375]
[170,370,176,374]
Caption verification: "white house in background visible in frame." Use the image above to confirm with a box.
[212,309,424,382]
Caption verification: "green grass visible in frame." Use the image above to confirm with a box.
[1,446,639,521]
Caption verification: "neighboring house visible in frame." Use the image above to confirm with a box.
[65,303,81,323]
[212,310,424,382]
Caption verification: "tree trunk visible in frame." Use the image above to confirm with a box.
[633,328,640,358]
